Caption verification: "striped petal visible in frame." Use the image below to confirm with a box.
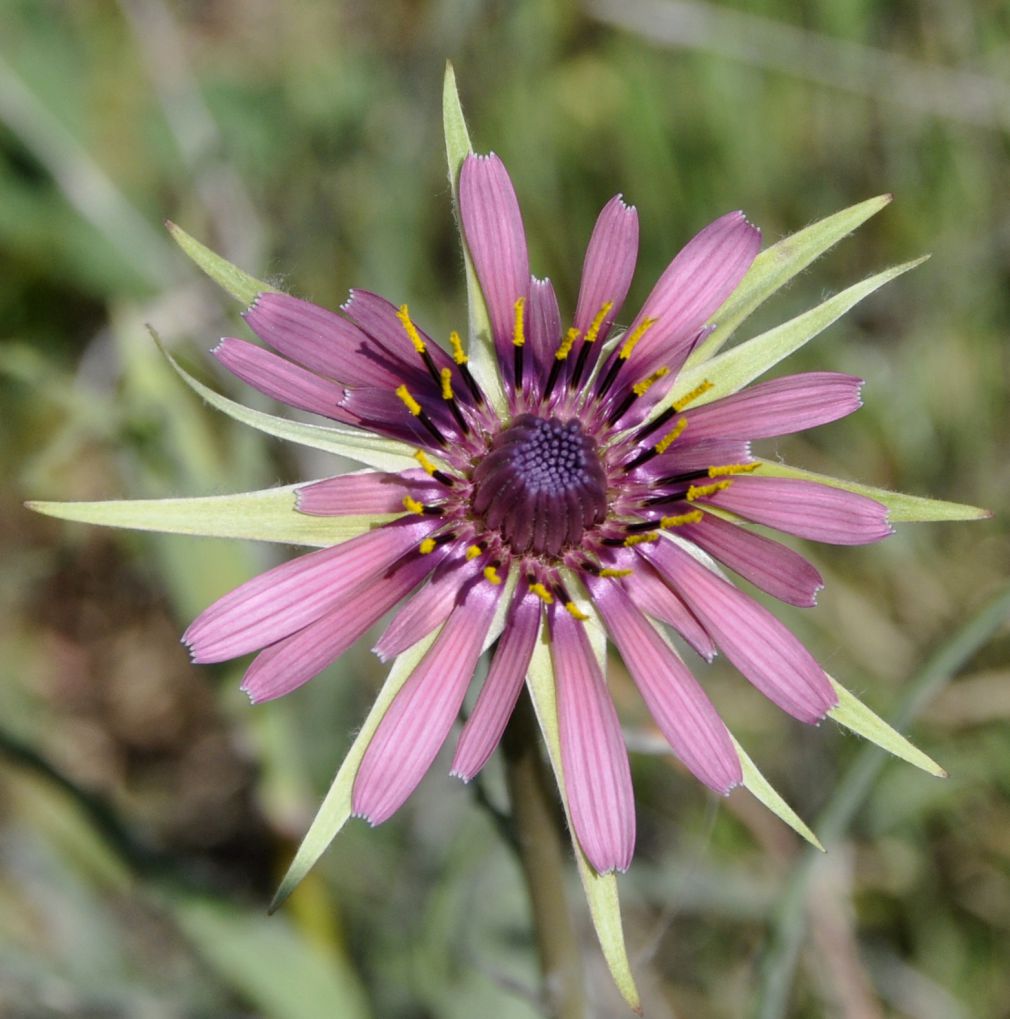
[525,276,562,400]
[459,153,530,387]
[682,372,864,440]
[550,606,635,873]
[702,476,893,545]
[296,470,442,516]
[240,548,444,702]
[645,539,837,722]
[451,584,541,780]
[589,578,741,792]
[352,581,502,824]
[183,518,434,663]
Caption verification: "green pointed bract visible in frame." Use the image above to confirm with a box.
[651,256,928,422]
[442,61,507,418]
[26,486,396,548]
[525,617,642,1014]
[166,221,277,305]
[827,677,947,777]
[151,330,421,473]
[754,459,990,523]
[732,739,824,852]
[269,628,441,913]
[688,194,893,366]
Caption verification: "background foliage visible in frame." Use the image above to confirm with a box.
[2,1,1008,1016]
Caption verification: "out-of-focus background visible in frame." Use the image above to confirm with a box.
[2,1,1008,1016]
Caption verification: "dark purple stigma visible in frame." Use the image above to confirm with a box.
[471,414,608,557]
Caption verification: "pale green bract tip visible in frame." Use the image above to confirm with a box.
[166,221,276,305]
[827,678,947,778]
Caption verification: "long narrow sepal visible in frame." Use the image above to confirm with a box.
[754,459,991,523]
[166,221,277,305]
[26,485,396,548]
[827,677,946,777]
[687,194,893,365]
[525,630,642,1014]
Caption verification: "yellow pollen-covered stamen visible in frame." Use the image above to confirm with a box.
[440,367,454,401]
[673,379,714,411]
[565,601,589,621]
[512,297,526,347]
[395,384,422,416]
[708,462,761,477]
[599,567,633,578]
[402,496,425,515]
[632,366,670,398]
[418,537,437,555]
[449,330,468,365]
[660,510,704,528]
[686,480,732,502]
[584,301,613,344]
[555,326,580,361]
[396,304,426,354]
[619,317,657,360]
[483,565,502,586]
[624,531,659,546]
[465,544,483,561]
[414,449,437,475]
[654,417,688,454]
[529,582,554,604]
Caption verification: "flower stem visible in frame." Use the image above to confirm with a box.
[502,688,586,1019]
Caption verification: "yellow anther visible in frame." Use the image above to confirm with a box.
[395,384,422,416]
[512,296,526,347]
[449,330,468,365]
[396,304,426,354]
[619,317,657,360]
[584,301,613,344]
[555,326,580,361]
[465,544,483,561]
[708,462,761,477]
[402,496,425,515]
[418,537,437,555]
[529,582,554,604]
[686,480,732,502]
[565,601,589,621]
[483,565,502,586]
[654,417,688,454]
[624,532,659,546]
[414,449,437,475]
[440,367,454,401]
[673,379,714,411]
[660,510,703,528]
[599,567,633,578]
[632,366,670,398]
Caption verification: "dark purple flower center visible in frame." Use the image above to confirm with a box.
[471,414,608,557]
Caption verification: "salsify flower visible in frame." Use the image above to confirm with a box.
[30,70,988,1007]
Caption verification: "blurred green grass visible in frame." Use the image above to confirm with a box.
[2,1,1008,1016]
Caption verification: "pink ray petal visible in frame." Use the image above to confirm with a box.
[645,539,837,722]
[638,438,753,478]
[459,153,530,387]
[340,386,454,446]
[549,606,636,874]
[373,551,484,661]
[451,584,541,780]
[682,372,864,440]
[701,476,893,545]
[588,577,741,792]
[183,518,435,663]
[525,276,561,400]
[241,547,446,702]
[626,211,760,369]
[296,470,441,516]
[678,513,824,607]
[352,581,502,824]
[244,292,405,389]
[213,338,356,424]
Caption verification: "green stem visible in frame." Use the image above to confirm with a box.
[502,688,586,1019]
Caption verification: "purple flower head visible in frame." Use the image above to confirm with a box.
[184,150,891,876]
